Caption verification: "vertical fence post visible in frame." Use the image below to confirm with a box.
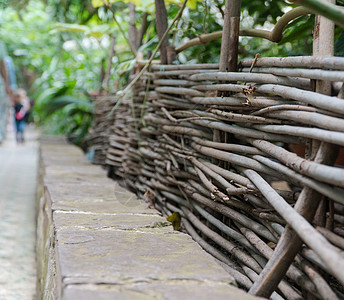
[248,1,338,298]
[312,0,337,232]
[216,0,241,163]
[219,0,241,72]
[313,0,335,93]
[129,3,139,51]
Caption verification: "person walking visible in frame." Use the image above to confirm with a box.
[13,89,30,143]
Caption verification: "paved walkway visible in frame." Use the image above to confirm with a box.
[0,126,39,300]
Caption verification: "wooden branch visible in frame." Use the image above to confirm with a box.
[241,66,344,81]
[253,124,344,147]
[192,83,344,114]
[301,260,339,300]
[254,154,344,205]
[190,72,310,89]
[181,205,263,273]
[249,138,344,188]
[249,16,339,297]
[245,167,344,294]
[317,226,344,249]
[240,56,344,69]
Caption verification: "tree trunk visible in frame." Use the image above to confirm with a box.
[155,0,170,64]
[129,3,139,51]
[138,12,149,48]
[98,58,106,95]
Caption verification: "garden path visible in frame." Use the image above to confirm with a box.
[0,126,39,300]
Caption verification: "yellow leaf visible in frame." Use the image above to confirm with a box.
[167,212,181,231]
[92,0,105,8]
[186,0,197,9]
[109,0,142,5]
[165,0,198,10]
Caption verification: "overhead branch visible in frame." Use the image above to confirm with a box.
[292,0,344,28]
[176,7,311,53]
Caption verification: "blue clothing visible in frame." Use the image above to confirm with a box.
[15,119,26,133]
[14,102,27,143]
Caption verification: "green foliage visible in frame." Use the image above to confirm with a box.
[173,1,223,63]
[239,14,314,59]
[46,0,98,24]
[335,30,344,56]
[91,0,199,11]
[0,1,104,142]
[1,0,340,144]
[241,0,287,25]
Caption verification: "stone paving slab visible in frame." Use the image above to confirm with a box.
[56,228,232,284]
[53,211,170,231]
[37,136,258,300]
[64,281,253,300]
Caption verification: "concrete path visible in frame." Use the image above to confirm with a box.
[0,126,39,300]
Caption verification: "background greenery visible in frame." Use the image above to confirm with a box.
[0,0,342,143]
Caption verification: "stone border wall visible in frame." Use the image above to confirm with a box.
[36,136,256,299]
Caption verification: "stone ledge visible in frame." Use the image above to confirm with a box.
[37,137,258,299]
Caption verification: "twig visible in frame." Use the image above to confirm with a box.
[103,1,137,55]
[113,0,188,104]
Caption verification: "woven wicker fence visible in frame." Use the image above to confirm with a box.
[89,56,344,299]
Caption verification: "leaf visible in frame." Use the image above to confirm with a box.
[137,36,159,53]
[165,0,198,9]
[93,0,143,8]
[53,23,112,37]
[92,0,198,12]
[335,30,344,57]
[116,58,137,75]
[166,212,181,230]
[42,95,93,116]
[53,23,90,34]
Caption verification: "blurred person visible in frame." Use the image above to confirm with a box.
[13,89,30,143]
